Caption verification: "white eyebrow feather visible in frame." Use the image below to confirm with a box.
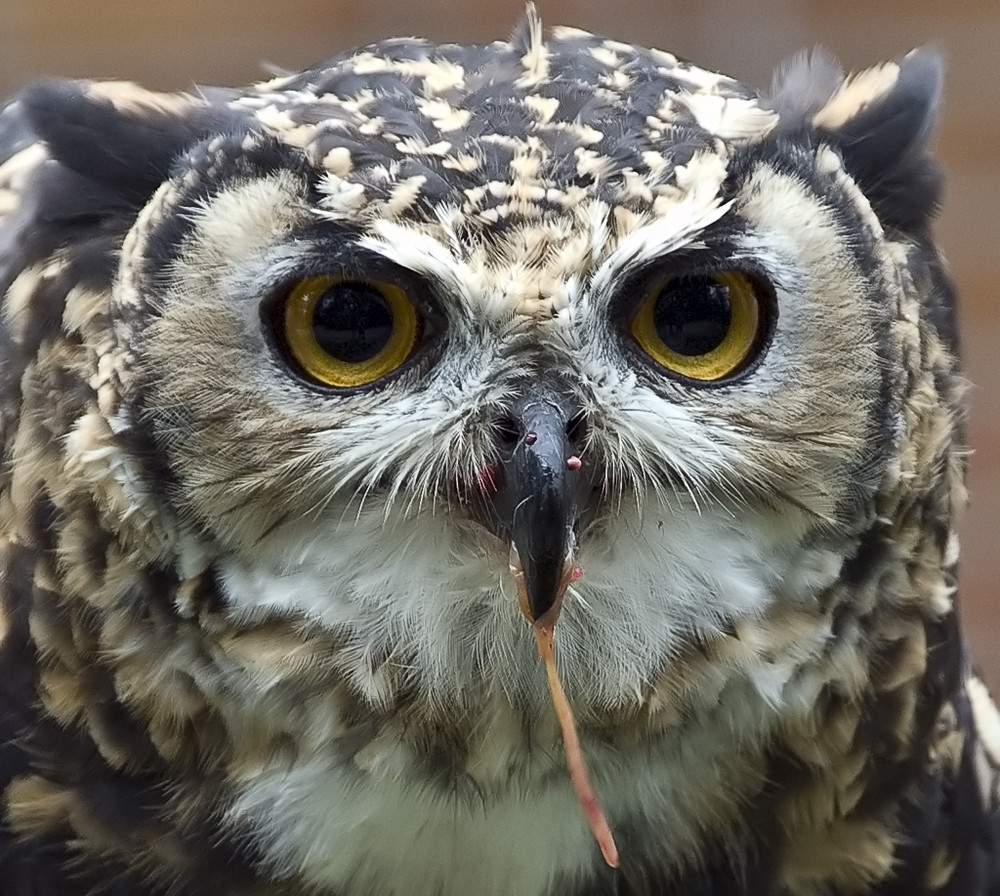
[591,151,732,298]
[358,219,471,300]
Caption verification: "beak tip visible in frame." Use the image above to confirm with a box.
[510,538,578,627]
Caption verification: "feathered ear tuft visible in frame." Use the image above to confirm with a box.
[17,80,244,207]
[771,48,944,233]
[769,48,845,127]
[0,80,252,293]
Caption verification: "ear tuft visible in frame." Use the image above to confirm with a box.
[771,48,944,232]
[18,80,244,207]
[769,47,845,127]
[0,79,254,297]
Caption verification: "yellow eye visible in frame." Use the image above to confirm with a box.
[629,271,764,381]
[282,275,419,388]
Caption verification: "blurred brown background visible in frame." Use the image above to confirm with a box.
[2,0,998,681]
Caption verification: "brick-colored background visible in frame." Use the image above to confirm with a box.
[2,0,997,680]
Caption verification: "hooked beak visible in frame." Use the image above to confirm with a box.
[489,393,588,625]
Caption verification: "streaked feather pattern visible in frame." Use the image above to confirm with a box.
[0,10,996,895]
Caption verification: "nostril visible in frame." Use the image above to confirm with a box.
[495,414,521,449]
[565,412,588,449]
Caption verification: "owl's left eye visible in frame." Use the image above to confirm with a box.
[629,271,767,382]
[280,275,420,388]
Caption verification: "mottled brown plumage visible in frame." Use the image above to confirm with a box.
[0,10,998,895]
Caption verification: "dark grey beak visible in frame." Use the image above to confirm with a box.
[490,393,588,623]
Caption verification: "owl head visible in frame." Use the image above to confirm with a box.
[0,11,976,894]
[11,14,960,731]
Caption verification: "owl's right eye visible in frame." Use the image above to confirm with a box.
[280,275,421,388]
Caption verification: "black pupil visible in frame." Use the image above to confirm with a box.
[653,275,732,356]
[312,282,394,363]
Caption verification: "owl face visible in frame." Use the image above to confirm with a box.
[108,26,905,728]
[0,10,968,896]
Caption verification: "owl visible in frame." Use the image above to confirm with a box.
[0,7,997,895]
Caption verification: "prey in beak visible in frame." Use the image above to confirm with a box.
[485,390,619,869]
